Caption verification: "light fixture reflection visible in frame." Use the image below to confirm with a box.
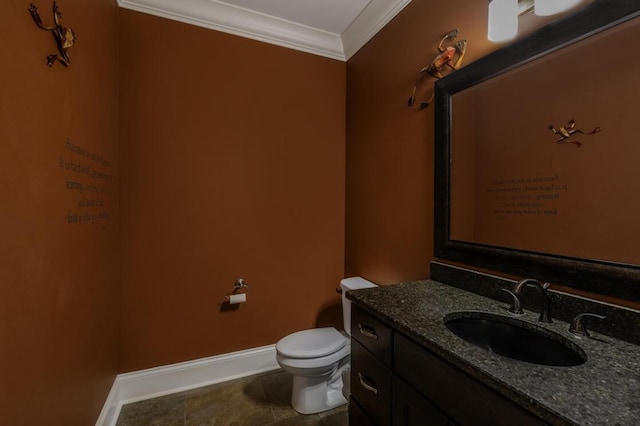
[488,0,519,42]
[535,0,581,16]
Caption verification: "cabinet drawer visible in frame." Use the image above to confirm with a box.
[351,338,392,426]
[394,333,547,426]
[351,304,393,366]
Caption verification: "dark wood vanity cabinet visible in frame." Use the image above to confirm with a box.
[394,333,546,426]
[349,304,547,426]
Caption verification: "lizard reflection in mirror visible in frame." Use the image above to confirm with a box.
[29,1,76,67]
[548,119,601,148]
[408,29,467,110]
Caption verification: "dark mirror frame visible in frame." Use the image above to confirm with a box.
[434,0,640,302]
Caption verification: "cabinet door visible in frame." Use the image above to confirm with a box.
[349,397,376,426]
[394,333,547,426]
[392,376,450,426]
[351,339,392,426]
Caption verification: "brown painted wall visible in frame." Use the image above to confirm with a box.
[346,0,498,284]
[0,0,119,425]
[118,10,346,372]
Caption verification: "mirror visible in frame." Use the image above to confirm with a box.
[434,2,640,302]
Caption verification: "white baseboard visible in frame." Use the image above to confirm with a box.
[96,344,279,426]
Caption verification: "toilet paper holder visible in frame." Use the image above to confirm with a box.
[224,278,249,301]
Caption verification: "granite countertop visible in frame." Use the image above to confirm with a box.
[347,280,640,426]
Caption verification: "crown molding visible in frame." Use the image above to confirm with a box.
[116,0,412,61]
[342,0,412,59]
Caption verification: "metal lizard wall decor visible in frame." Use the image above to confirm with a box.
[408,29,467,110]
[28,1,76,67]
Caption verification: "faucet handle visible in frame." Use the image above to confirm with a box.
[569,313,606,337]
[525,281,550,291]
[501,288,524,315]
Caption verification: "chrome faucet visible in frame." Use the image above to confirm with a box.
[502,278,553,323]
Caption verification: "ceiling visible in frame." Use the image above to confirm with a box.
[116,0,413,61]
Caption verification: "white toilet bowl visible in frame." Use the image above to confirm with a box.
[276,327,350,414]
[275,277,377,414]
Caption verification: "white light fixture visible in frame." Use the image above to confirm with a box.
[489,0,588,43]
[534,0,581,16]
[488,0,519,42]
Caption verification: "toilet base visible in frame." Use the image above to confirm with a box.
[290,372,348,414]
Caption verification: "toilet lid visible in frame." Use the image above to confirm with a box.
[276,327,346,359]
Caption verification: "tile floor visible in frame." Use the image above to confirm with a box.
[116,370,349,426]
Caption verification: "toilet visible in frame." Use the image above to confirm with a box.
[275,276,377,414]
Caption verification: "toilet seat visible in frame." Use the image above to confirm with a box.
[276,343,349,372]
[276,327,346,358]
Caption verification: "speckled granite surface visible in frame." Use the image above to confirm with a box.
[347,280,640,426]
[430,261,640,346]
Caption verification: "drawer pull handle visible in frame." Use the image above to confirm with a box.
[358,372,379,395]
[358,323,378,340]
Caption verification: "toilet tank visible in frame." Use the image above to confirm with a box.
[340,277,377,336]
